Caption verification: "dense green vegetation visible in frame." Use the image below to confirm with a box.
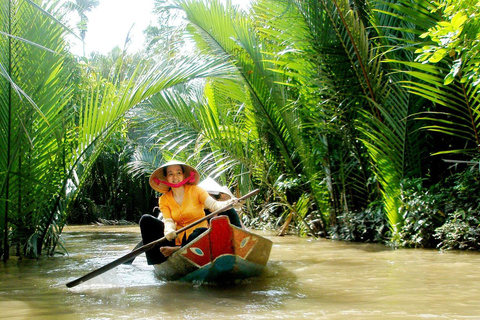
[1,0,479,261]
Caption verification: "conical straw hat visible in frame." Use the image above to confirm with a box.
[149,160,200,194]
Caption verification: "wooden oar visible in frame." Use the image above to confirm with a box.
[122,240,143,265]
[66,189,260,288]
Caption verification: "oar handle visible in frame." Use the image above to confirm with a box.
[66,188,260,288]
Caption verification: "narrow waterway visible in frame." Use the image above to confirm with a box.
[1,225,480,319]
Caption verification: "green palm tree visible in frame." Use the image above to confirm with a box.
[382,0,480,157]
[138,0,318,232]
[0,0,76,259]
[253,0,430,236]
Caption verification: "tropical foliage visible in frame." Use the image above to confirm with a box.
[1,0,480,261]
[0,0,76,260]
[129,0,479,243]
[138,0,426,235]
[0,0,236,260]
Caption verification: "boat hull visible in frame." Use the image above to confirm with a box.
[153,216,273,283]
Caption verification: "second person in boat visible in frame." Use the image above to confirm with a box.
[139,160,242,265]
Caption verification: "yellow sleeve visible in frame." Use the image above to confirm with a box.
[159,195,172,220]
[196,186,209,204]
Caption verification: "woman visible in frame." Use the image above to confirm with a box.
[139,160,240,265]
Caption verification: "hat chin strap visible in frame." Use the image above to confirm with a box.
[153,171,196,188]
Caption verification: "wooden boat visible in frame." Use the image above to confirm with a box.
[153,215,273,283]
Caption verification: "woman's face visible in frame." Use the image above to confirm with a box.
[166,165,184,185]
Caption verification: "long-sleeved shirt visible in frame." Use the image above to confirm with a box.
[159,184,209,245]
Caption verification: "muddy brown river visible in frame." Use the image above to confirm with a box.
[1,225,480,319]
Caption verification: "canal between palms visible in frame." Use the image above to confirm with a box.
[1,225,479,319]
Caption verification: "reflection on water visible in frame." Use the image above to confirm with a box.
[1,225,480,319]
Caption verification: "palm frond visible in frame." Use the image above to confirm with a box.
[170,0,300,173]
[0,0,74,258]
[379,0,480,156]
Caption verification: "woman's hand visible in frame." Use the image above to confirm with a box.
[164,218,177,241]
[165,229,177,241]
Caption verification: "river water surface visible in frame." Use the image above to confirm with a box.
[1,225,480,319]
